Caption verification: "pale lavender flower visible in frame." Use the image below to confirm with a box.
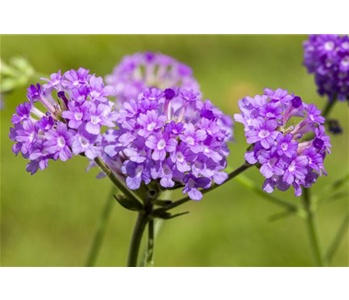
[44,123,75,161]
[146,132,178,161]
[105,52,200,105]
[183,175,211,201]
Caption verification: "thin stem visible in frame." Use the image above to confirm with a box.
[146,220,155,267]
[235,174,298,210]
[85,186,116,267]
[302,188,328,267]
[327,213,349,263]
[94,157,142,204]
[127,212,149,267]
[322,98,337,118]
[153,163,252,213]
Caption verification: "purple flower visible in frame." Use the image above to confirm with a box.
[105,52,200,105]
[179,123,207,153]
[276,133,298,158]
[303,147,326,175]
[44,123,75,161]
[72,127,101,160]
[150,159,180,188]
[14,119,38,155]
[283,156,309,185]
[258,150,285,179]
[264,88,294,104]
[103,87,232,200]
[305,104,325,125]
[315,125,332,153]
[146,132,177,161]
[62,68,91,89]
[10,68,117,174]
[35,115,54,132]
[245,118,279,149]
[62,100,90,129]
[26,83,41,103]
[165,121,184,135]
[303,34,349,102]
[121,161,151,190]
[122,137,148,163]
[86,102,115,135]
[183,175,211,201]
[170,143,192,172]
[137,110,167,137]
[41,70,62,90]
[235,88,331,196]
[11,101,32,124]
[89,75,114,102]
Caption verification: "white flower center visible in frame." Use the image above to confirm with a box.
[324,41,335,51]
[91,115,100,124]
[79,136,89,147]
[29,132,36,142]
[135,165,143,177]
[74,112,83,121]
[341,56,349,67]
[258,129,270,138]
[186,136,195,145]
[157,139,166,150]
[176,151,184,162]
[57,136,66,148]
[147,122,157,131]
[342,42,349,50]
[289,161,296,172]
[281,143,288,151]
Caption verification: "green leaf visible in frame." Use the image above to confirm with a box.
[154,210,189,220]
[114,194,143,211]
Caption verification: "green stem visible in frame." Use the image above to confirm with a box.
[127,212,149,267]
[154,162,252,213]
[302,188,328,267]
[322,98,337,118]
[94,157,142,204]
[85,186,116,267]
[235,174,298,210]
[146,219,155,267]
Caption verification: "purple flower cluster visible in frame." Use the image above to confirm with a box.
[105,52,200,105]
[304,34,349,102]
[102,87,233,201]
[235,88,331,196]
[9,68,116,174]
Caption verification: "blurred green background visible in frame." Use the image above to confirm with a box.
[1,35,348,267]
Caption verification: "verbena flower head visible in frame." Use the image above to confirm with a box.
[102,87,233,201]
[9,68,116,174]
[303,34,349,102]
[234,88,331,196]
[105,52,200,105]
